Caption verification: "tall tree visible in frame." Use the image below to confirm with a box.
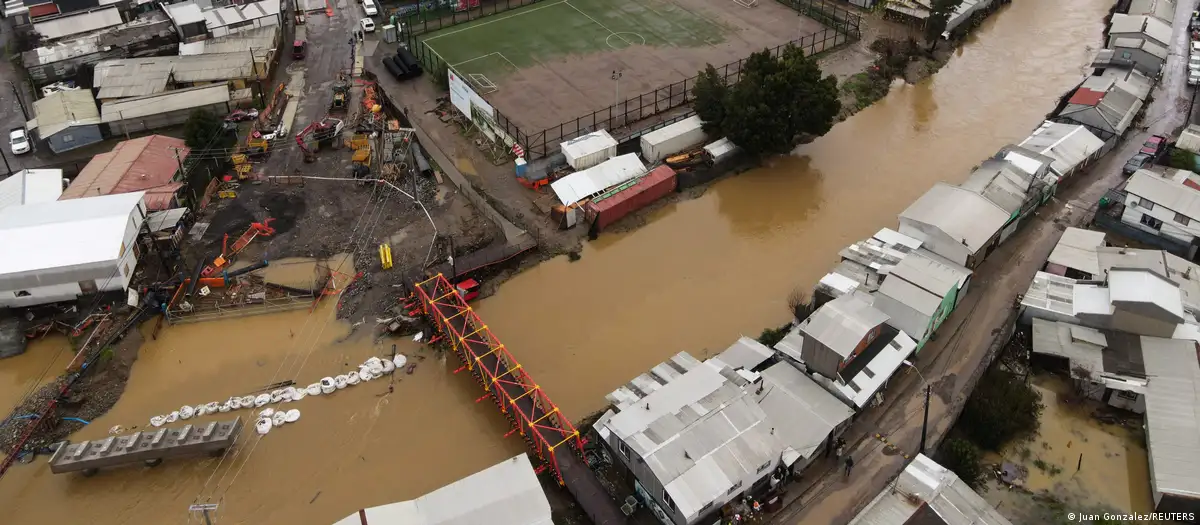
[692,45,840,157]
[925,0,965,44]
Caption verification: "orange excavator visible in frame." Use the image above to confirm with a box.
[201,218,276,277]
[295,117,344,163]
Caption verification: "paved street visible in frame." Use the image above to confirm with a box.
[771,1,1197,523]
[0,21,43,175]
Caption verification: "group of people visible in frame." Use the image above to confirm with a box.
[828,437,854,478]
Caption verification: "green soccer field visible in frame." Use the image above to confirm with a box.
[420,0,735,87]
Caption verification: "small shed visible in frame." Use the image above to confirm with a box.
[30,89,102,154]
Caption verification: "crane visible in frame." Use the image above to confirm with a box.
[295,117,345,163]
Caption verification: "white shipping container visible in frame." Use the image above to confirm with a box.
[561,130,618,170]
[703,137,740,163]
[640,116,707,162]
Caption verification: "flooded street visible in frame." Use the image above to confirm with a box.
[0,0,1118,522]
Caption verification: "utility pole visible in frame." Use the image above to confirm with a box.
[172,147,185,181]
[188,503,218,525]
[918,384,931,456]
[8,81,28,121]
[611,70,622,127]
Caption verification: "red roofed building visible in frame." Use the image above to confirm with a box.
[1055,65,1153,137]
[60,135,189,211]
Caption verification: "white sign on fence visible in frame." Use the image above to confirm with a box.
[448,70,496,124]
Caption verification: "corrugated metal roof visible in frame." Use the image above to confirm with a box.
[94,54,255,99]
[715,336,774,371]
[1108,269,1185,322]
[817,330,917,409]
[0,192,145,278]
[1126,170,1200,221]
[1031,318,1107,374]
[1073,284,1114,316]
[32,89,100,137]
[0,169,63,212]
[33,6,122,40]
[1140,337,1200,500]
[332,454,553,525]
[560,129,616,162]
[800,292,889,357]
[888,250,969,299]
[1110,13,1172,46]
[1021,271,1079,318]
[957,158,1032,214]
[178,26,277,59]
[755,362,853,463]
[62,135,188,207]
[1047,227,1106,277]
[145,207,187,233]
[204,0,280,28]
[101,84,231,122]
[1128,0,1174,22]
[849,454,1013,525]
[1019,121,1105,178]
[164,1,203,25]
[551,153,646,206]
[899,183,1011,252]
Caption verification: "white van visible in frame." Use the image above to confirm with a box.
[363,0,378,16]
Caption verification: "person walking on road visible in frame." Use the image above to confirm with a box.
[843,455,854,478]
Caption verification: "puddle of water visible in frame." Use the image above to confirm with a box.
[258,254,354,291]
[993,375,1153,514]
[455,158,477,176]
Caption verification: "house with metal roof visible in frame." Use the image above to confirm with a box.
[62,135,188,210]
[898,183,1011,268]
[848,453,1012,525]
[178,25,277,60]
[815,228,922,302]
[1044,227,1108,279]
[794,291,892,381]
[203,0,281,38]
[1118,169,1200,259]
[102,84,233,134]
[1030,318,1149,413]
[1017,120,1107,180]
[1140,336,1200,514]
[29,89,103,154]
[0,191,146,308]
[1127,0,1175,23]
[1055,65,1151,137]
[332,453,553,525]
[1108,13,1173,50]
[1096,38,1169,77]
[871,250,972,350]
[93,52,262,100]
[958,157,1048,230]
[0,169,64,212]
[21,12,177,86]
[33,5,123,42]
[594,347,852,525]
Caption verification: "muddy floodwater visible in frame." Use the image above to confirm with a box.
[0,0,1115,522]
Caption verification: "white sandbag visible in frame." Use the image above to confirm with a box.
[346,371,361,385]
[240,395,255,407]
[393,354,408,368]
[254,394,271,407]
[179,405,195,420]
[285,409,300,423]
[229,397,243,410]
[413,331,423,342]
[255,418,272,435]
[218,402,232,413]
[150,415,166,427]
[381,359,396,374]
[320,377,336,394]
[196,405,208,417]
[272,411,288,426]
[270,390,284,404]
[165,411,179,423]
[359,369,374,382]
[307,383,323,396]
[259,408,275,418]
[281,387,296,402]
[334,375,348,389]
[205,402,220,413]
[292,388,307,401]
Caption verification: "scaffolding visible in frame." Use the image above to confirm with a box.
[412,274,583,484]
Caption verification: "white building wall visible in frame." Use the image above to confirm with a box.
[872,293,929,341]
[0,281,83,308]
[898,218,973,266]
[1121,192,1200,244]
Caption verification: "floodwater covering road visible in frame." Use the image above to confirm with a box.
[0,0,1118,522]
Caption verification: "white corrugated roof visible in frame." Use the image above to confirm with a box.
[331,454,552,525]
[165,2,205,25]
[1047,227,1106,276]
[1030,318,1106,375]
[0,192,144,277]
[1073,284,1114,316]
[1109,269,1185,322]
[34,7,123,41]
[1021,271,1079,318]
[900,183,1011,252]
[849,454,1013,525]
[32,89,100,137]
[958,159,1034,214]
[146,208,188,233]
[178,26,277,58]
[101,84,231,122]
[94,54,255,99]
[816,330,917,409]
[0,169,64,212]
[551,153,646,206]
[800,292,889,357]
[204,0,281,28]
[1140,337,1200,500]
[1109,13,1172,46]
[1126,170,1200,221]
[756,362,853,464]
[715,336,774,371]
[559,130,616,161]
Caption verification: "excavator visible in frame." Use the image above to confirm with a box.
[295,117,345,163]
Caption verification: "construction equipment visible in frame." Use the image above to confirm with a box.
[379,243,393,269]
[330,81,350,111]
[295,117,345,163]
[201,218,276,277]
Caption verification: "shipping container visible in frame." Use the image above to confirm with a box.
[640,116,707,162]
[551,153,646,206]
[585,165,677,232]
[704,137,740,163]
[561,130,618,170]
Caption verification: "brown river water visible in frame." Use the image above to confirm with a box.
[0,0,1114,522]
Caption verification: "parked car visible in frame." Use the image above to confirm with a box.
[1190,53,1200,71]
[1123,152,1153,175]
[361,18,375,32]
[9,127,30,155]
[1140,135,1167,158]
[363,0,378,16]
[1190,69,1200,86]
[293,39,306,59]
[224,108,259,122]
[40,81,79,98]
